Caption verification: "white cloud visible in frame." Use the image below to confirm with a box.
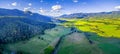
[73,0,78,3]
[39,8,45,13]
[52,5,62,11]
[11,2,17,6]
[23,7,31,12]
[115,6,120,10]
[28,3,32,6]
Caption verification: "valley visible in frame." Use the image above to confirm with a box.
[1,24,120,54]
[0,8,120,54]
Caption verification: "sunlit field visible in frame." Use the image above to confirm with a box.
[60,18,120,38]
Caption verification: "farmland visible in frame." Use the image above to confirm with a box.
[2,26,71,54]
[60,18,120,38]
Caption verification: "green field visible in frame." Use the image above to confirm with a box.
[3,26,71,54]
[1,18,120,54]
[58,18,120,54]
[88,32,120,54]
[58,32,102,54]
[60,18,120,38]
[57,32,120,54]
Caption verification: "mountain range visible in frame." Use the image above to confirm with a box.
[59,11,120,18]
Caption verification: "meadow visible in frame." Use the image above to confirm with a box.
[58,32,102,54]
[1,17,120,54]
[56,17,120,54]
[57,17,120,54]
[3,26,71,54]
[60,17,120,38]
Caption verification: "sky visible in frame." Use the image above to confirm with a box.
[0,0,120,16]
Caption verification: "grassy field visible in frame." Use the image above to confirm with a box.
[58,18,120,54]
[3,26,71,54]
[60,18,120,38]
[87,32,120,54]
[58,32,102,54]
[57,31,120,54]
[2,18,120,54]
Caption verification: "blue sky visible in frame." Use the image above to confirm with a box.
[0,0,120,16]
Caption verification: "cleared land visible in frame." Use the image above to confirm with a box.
[3,26,71,54]
[58,32,102,54]
[2,18,120,54]
[58,18,120,54]
[60,18,120,38]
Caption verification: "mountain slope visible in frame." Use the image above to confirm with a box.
[0,8,52,22]
[0,8,56,43]
[59,11,120,18]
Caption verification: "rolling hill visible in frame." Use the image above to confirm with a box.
[0,8,56,43]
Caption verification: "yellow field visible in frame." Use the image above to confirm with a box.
[60,18,120,38]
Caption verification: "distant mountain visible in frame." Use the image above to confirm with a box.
[0,8,56,43]
[0,8,52,22]
[59,11,120,18]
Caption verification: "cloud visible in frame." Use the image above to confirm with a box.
[28,3,32,6]
[73,0,78,3]
[39,8,45,13]
[23,7,31,12]
[115,6,120,10]
[11,2,17,6]
[52,5,62,11]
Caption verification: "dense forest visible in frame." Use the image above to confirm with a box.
[0,8,57,44]
[0,18,56,44]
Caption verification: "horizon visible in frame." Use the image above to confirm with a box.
[1,0,120,54]
[1,7,120,17]
[0,0,120,16]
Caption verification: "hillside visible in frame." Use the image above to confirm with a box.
[0,8,52,22]
[59,11,120,18]
[0,8,56,43]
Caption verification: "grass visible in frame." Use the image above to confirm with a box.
[59,18,120,54]
[44,46,54,54]
[98,43,120,54]
[60,18,120,38]
[5,36,48,54]
[58,32,102,54]
[84,32,120,54]
[2,18,120,54]
[4,26,71,54]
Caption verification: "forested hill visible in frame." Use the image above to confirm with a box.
[0,8,56,43]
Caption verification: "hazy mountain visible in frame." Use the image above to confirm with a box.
[0,8,52,22]
[59,11,120,18]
